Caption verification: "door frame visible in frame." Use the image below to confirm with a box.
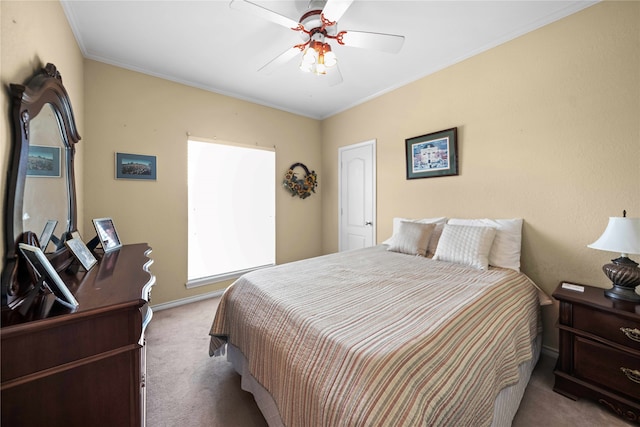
[338,139,377,251]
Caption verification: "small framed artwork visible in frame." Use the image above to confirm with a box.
[18,243,79,309]
[115,152,157,180]
[27,145,61,177]
[92,217,123,252]
[405,127,458,179]
[39,219,58,251]
[65,238,98,271]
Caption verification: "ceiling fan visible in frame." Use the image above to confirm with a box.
[229,0,405,85]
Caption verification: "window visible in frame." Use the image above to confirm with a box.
[187,138,275,287]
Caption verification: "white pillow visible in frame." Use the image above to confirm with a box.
[447,218,523,271]
[386,221,436,257]
[382,217,447,255]
[433,224,497,270]
[426,221,446,257]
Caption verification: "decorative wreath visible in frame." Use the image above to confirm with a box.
[283,162,318,199]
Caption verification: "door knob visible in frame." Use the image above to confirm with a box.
[365,221,373,226]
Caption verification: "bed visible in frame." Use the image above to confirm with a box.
[209,218,551,426]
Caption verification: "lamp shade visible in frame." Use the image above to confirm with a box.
[588,217,640,255]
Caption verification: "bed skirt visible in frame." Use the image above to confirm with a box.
[219,333,542,427]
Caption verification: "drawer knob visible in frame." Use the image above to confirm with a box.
[620,327,640,342]
[621,367,640,384]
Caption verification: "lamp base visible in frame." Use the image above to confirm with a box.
[604,285,640,302]
[602,256,640,303]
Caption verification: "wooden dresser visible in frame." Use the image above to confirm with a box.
[553,281,640,424]
[1,243,155,427]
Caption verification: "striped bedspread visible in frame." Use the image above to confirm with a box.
[209,246,540,426]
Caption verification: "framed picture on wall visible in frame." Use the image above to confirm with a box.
[405,127,458,179]
[92,217,123,252]
[27,145,61,177]
[115,152,157,180]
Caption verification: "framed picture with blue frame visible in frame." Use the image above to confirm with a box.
[405,127,458,179]
[115,152,157,180]
[27,145,61,177]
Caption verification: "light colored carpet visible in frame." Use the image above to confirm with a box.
[145,297,633,427]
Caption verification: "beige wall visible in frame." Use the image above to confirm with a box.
[321,1,640,350]
[1,1,85,263]
[83,61,322,304]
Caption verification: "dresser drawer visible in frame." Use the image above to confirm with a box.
[573,305,640,350]
[574,336,640,399]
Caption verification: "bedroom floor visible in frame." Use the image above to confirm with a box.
[145,297,634,427]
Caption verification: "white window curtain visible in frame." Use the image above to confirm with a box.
[187,138,275,287]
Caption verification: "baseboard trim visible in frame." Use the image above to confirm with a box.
[541,344,558,359]
[151,289,226,311]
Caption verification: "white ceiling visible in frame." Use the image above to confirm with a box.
[61,0,597,119]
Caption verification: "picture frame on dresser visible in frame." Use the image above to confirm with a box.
[92,217,123,252]
[38,219,58,251]
[65,238,98,271]
[18,243,79,309]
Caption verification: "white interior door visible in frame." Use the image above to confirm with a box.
[339,140,376,251]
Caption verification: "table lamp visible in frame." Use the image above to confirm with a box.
[588,210,640,302]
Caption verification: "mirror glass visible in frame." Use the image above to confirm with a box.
[23,103,69,252]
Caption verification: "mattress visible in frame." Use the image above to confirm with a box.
[220,334,541,427]
[210,246,543,426]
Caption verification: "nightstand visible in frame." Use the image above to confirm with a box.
[553,281,640,424]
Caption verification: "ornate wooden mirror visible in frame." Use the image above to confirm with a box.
[2,63,80,307]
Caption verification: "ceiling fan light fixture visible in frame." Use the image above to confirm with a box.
[300,61,313,73]
[301,43,319,64]
[324,46,337,68]
[237,0,404,84]
[316,47,329,74]
[299,39,337,75]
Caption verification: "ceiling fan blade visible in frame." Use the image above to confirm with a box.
[321,0,354,23]
[258,46,301,75]
[339,31,405,53]
[229,0,299,29]
[326,64,343,87]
